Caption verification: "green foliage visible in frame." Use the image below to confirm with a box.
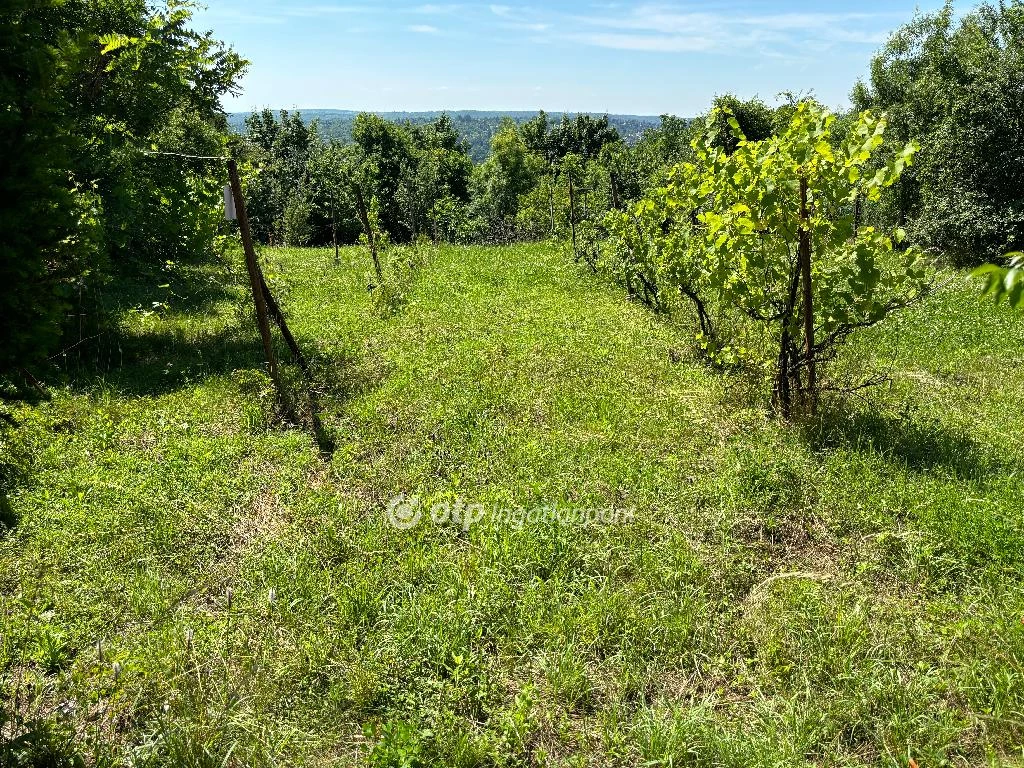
[0,0,244,375]
[521,110,621,164]
[606,103,933,413]
[707,93,777,154]
[241,112,474,247]
[470,119,543,241]
[282,191,316,247]
[66,0,244,264]
[0,0,98,372]
[974,252,1024,308]
[241,109,324,244]
[853,0,1024,263]
[351,113,416,241]
[633,114,695,175]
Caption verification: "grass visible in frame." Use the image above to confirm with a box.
[1,240,1022,767]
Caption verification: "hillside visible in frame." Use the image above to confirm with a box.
[227,109,665,161]
[2,242,1022,765]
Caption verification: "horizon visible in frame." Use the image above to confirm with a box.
[225,108,667,118]
[194,0,950,117]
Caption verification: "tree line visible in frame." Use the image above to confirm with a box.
[1,0,1022,386]
[230,110,660,163]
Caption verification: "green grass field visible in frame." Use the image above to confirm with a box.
[2,242,1023,767]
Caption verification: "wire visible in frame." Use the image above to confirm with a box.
[142,150,228,161]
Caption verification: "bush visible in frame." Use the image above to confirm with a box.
[604,102,934,417]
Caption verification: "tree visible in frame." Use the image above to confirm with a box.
[471,119,541,241]
[707,94,776,154]
[241,109,317,244]
[0,0,97,373]
[605,103,932,418]
[402,114,473,240]
[65,0,245,264]
[853,0,1024,263]
[1,0,244,375]
[548,114,620,163]
[351,113,415,242]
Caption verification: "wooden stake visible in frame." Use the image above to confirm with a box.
[548,171,556,236]
[331,190,339,265]
[567,171,579,262]
[257,266,332,450]
[799,177,817,416]
[352,183,383,284]
[227,159,287,407]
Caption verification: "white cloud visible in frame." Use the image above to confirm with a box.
[567,31,716,52]
[408,23,441,33]
[489,4,900,56]
[411,3,462,13]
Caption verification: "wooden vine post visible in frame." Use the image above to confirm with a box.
[227,158,332,452]
[331,189,339,264]
[227,159,287,403]
[351,183,383,283]
[567,170,579,261]
[799,176,817,416]
[548,170,556,236]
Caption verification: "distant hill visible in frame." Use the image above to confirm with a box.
[227,109,665,162]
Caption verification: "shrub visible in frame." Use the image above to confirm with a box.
[605,102,934,417]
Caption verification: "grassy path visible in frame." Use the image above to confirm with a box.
[1,242,1023,766]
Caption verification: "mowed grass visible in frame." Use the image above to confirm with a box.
[1,241,1023,767]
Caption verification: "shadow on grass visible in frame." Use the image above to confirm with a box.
[0,493,17,533]
[0,449,23,534]
[56,319,388,413]
[110,258,243,317]
[806,408,1001,481]
[57,324,267,398]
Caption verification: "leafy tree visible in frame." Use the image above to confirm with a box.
[242,109,317,243]
[853,0,1024,263]
[549,114,621,163]
[66,0,245,264]
[520,111,621,165]
[0,0,97,373]
[304,138,362,253]
[707,94,776,154]
[521,110,553,163]
[402,115,474,239]
[1,0,243,374]
[471,119,542,241]
[605,103,932,417]
[351,113,416,241]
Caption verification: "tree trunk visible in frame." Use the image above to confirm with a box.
[774,258,802,419]
[774,329,792,419]
[331,191,339,265]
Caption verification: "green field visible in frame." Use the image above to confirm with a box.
[2,242,1023,766]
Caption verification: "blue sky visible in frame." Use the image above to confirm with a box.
[192,1,946,116]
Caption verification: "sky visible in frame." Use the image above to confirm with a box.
[191,0,947,116]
